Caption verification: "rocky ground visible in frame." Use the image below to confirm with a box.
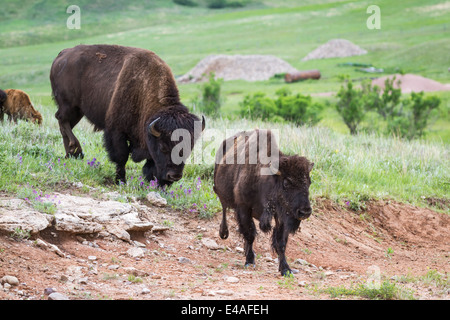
[0,190,449,301]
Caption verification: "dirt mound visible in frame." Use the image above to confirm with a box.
[371,73,450,93]
[178,54,298,83]
[301,39,367,61]
[0,198,448,300]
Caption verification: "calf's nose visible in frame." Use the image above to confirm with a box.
[297,207,312,219]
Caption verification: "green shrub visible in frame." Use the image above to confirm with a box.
[336,80,366,135]
[173,0,198,6]
[239,88,323,126]
[205,0,247,9]
[240,92,279,121]
[195,72,223,118]
[336,76,440,139]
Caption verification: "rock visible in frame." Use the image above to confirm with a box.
[44,287,57,296]
[202,238,220,250]
[35,239,65,257]
[88,256,97,261]
[123,267,149,277]
[108,264,120,270]
[1,276,19,286]
[127,247,145,258]
[294,258,309,266]
[178,257,192,264]
[105,224,131,242]
[225,276,239,283]
[215,289,234,296]
[235,247,244,253]
[0,199,52,234]
[152,226,170,233]
[48,292,69,300]
[146,192,167,207]
[0,194,153,239]
[141,287,151,294]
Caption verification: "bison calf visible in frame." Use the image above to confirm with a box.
[213,129,314,276]
[1,89,43,125]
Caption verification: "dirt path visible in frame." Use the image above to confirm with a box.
[0,198,448,300]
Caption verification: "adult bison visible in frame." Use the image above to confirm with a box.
[50,44,205,186]
[213,129,314,276]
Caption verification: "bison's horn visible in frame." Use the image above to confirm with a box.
[202,115,206,131]
[148,117,161,137]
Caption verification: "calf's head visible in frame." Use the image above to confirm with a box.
[273,155,314,221]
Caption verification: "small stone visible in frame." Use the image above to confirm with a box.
[44,287,57,296]
[202,238,219,250]
[78,277,89,284]
[123,267,149,277]
[178,257,192,264]
[133,240,146,248]
[294,258,309,266]
[152,226,170,233]
[108,264,120,270]
[215,290,234,296]
[141,288,151,294]
[88,256,97,261]
[298,281,307,287]
[236,247,244,253]
[127,247,145,258]
[1,276,19,286]
[226,276,239,283]
[146,192,167,207]
[48,292,69,300]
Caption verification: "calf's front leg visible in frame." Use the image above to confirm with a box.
[272,224,292,276]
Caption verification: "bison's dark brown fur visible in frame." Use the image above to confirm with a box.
[0,89,43,125]
[50,44,204,185]
[0,89,6,109]
[213,129,314,276]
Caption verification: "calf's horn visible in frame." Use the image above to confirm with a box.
[148,117,161,137]
[202,115,206,131]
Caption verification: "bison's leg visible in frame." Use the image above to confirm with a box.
[272,225,292,276]
[236,207,256,267]
[55,108,84,158]
[142,159,157,182]
[219,206,229,239]
[104,129,130,184]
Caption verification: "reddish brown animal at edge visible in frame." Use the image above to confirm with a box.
[0,89,43,125]
[213,129,314,277]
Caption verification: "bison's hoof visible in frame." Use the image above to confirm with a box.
[219,226,229,239]
[281,269,294,277]
[244,263,256,269]
[65,152,84,159]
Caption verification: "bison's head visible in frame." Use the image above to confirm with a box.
[145,110,205,186]
[274,155,314,221]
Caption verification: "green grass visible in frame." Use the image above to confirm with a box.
[324,279,415,300]
[0,0,448,217]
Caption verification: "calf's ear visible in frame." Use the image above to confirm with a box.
[308,162,314,172]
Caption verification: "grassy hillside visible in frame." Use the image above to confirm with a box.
[0,0,448,216]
